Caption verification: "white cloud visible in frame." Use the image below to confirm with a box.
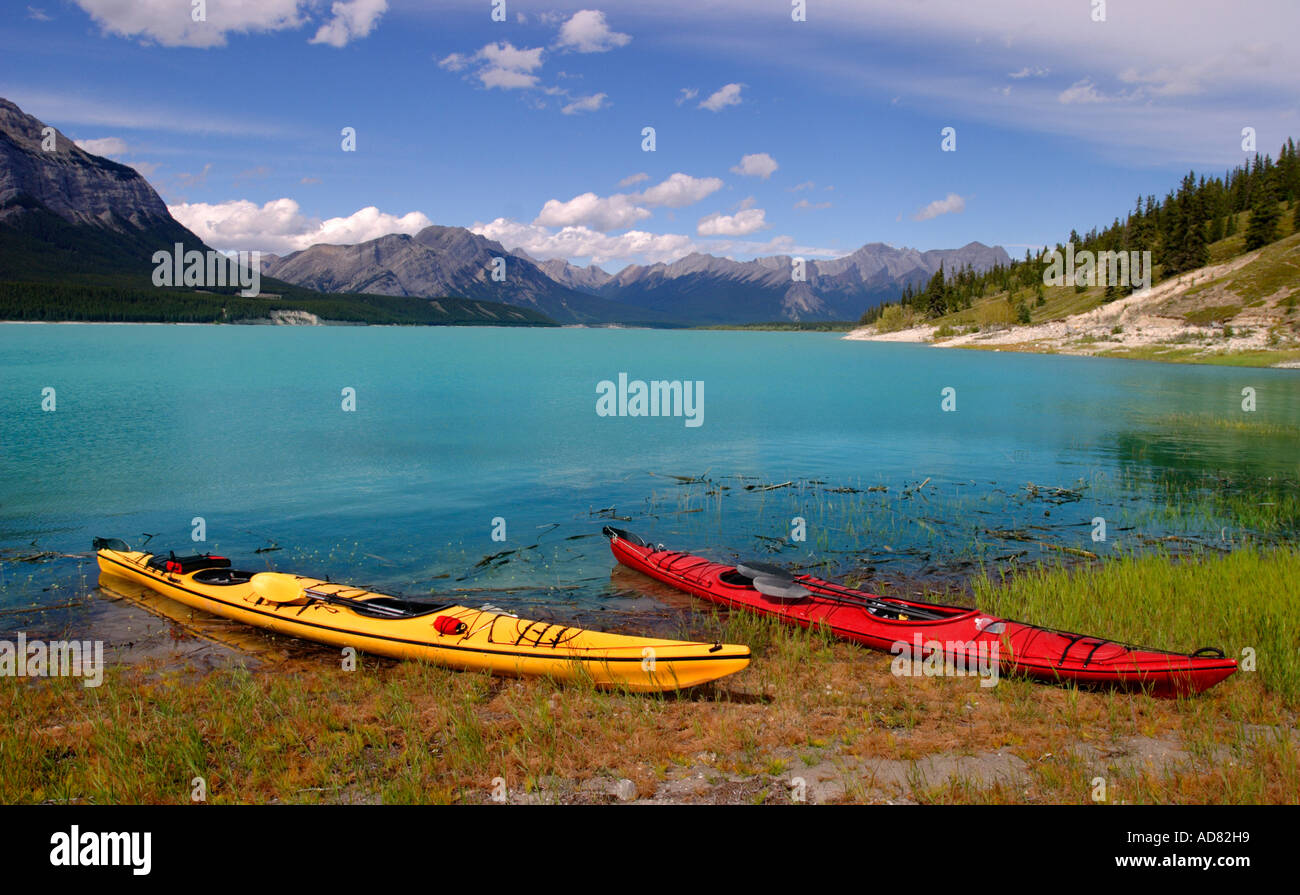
[534,192,651,231]
[730,152,778,179]
[699,83,744,112]
[440,41,548,90]
[438,52,470,71]
[555,10,630,53]
[788,181,815,192]
[697,208,767,236]
[528,173,722,234]
[1117,65,1205,98]
[638,172,723,208]
[618,172,650,188]
[73,0,305,48]
[562,92,608,115]
[1057,79,1111,104]
[74,136,127,156]
[168,198,432,254]
[480,67,540,90]
[479,41,545,72]
[72,0,382,48]
[129,161,160,177]
[794,198,831,210]
[27,6,51,20]
[910,193,966,221]
[474,217,695,267]
[309,0,387,47]
[1008,66,1049,79]
[676,87,698,106]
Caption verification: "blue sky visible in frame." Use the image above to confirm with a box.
[4,0,1298,270]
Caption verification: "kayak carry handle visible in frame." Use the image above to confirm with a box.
[1191,646,1227,659]
[602,526,648,547]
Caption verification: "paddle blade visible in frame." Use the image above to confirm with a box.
[752,575,811,602]
[736,560,795,581]
[251,572,309,604]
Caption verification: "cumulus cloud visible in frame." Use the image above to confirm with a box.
[1008,65,1049,78]
[699,83,743,112]
[74,136,127,156]
[474,217,695,267]
[555,9,630,53]
[534,192,651,231]
[676,87,698,106]
[794,198,831,210]
[730,152,778,179]
[480,67,540,89]
[168,198,431,254]
[480,41,545,72]
[697,208,767,236]
[529,173,723,234]
[69,0,360,48]
[309,0,387,47]
[562,92,608,115]
[638,172,724,208]
[910,193,966,221]
[618,172,650,188]
[440,15,627,106]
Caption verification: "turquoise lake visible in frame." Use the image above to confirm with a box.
[2,324,1298,627]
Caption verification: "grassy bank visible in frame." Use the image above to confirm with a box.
[2,547,1296,804]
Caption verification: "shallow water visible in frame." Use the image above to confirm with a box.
[2,324,1297,631]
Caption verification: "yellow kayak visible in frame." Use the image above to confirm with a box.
[94,541,749,692]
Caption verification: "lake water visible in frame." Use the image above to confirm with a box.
[2,324,1298,630]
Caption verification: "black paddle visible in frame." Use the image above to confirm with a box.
[750,576,812,602]
[737,559,949,620]
[253,573,412,618]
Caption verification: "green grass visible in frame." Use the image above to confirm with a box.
[974,546,1300,704]
[1184,304,1243,325]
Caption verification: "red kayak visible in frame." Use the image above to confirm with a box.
[604,527,1237,697]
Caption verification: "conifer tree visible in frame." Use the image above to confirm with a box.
[1245,176,1281,250]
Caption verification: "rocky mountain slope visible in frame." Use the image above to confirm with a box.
[0,97,205,280]
[580,241,1011,324]
[262,226,662,325]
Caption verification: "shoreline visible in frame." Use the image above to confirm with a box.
[844,241,1300,369]
[4,544,1295,804]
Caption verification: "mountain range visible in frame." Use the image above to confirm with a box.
[264,230,1010,325]
[2,95,1010,325]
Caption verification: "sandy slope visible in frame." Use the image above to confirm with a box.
[844,248,1299,362]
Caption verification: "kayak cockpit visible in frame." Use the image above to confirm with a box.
[191,568,257,586]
